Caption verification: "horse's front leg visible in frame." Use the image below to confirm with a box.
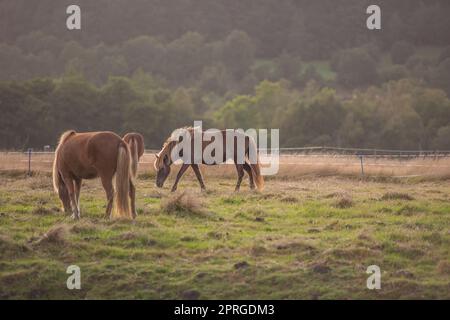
[171,164,190,192]
[191,164,206,191]
[57,177,72,214]
[234,164,245,192]
[62,175,80,220]
[243,162,255,190]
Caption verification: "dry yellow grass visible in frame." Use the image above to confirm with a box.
[274,155,450,179]
[2,152,450,180]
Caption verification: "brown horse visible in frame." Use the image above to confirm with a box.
[123,132,145,178]
[154,128,264,192]
[52,130,137,220]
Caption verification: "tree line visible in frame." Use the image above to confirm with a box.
[2,29,450,98]
[1,1,450,95]
[2,0,450,58]
[1,0,450,150]
[1,74,450,151]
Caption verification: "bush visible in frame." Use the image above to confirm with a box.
[432,58,450,95]
[379,64,409,82]
[333,48,378,87]
[438,46,450,63]
[432,125,450,149]
[391,41,414,65]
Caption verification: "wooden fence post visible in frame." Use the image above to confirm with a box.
[359,155,364,178]
[27,148,32,176]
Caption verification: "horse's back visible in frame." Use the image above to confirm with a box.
[86,131,124,169]
[58,131,123,179]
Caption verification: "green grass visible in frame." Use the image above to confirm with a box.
[0,171,449,299]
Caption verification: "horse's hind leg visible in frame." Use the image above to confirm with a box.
[243,162,255,190]
[57,175,72,214]
[191,164,206,191]
[129,180,136,219]
[74,177,82,215]
[234,163,245,192]
[100,174,114,219]
[62,175,80,220]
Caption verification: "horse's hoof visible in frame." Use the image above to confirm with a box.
[71,214,80,220]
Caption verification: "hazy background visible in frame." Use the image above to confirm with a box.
[1,0,450,149]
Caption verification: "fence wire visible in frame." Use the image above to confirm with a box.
[1,147,450,177]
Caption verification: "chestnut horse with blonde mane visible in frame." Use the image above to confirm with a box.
[52,131,138,220]
[123,132,145,178]
[154,128,264,192]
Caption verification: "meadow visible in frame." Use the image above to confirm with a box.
[0,161,449,300]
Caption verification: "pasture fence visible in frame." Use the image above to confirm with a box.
[2,146,450,178]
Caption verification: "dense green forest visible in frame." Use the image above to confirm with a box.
[1,0,450,150]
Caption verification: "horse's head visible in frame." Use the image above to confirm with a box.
[154,130,187,188]
[154,153,171,188]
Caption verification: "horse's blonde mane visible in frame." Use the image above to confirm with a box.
[52,130,76,193]
[153,140,176,170]
[58,130,76,145]
[153,127,200,170]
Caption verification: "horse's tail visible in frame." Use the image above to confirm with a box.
[128,136,139,179]
[52,130,76,194]
[250,160,264,191]
[52,154,61,194]
[247,137,264,191]
[112,141,132,219]
[123,133,144,178]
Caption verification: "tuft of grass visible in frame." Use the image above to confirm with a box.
[310,263,331,274]
[0,234,30,254]
[280,196,298,203]
[437,261,450,275]
[161,191,205,217]
[333,193,353,209]
[138,172,155,180]
[234,261,250,269]
[273,238,316,253]
[32,225,69,246]
[396,205,422,216]
[180,289,200,300]
[31,206,54,216]
[70,221,99,233]
[380,192,414,201]
[0,170,28,179]
[249,245,267,256]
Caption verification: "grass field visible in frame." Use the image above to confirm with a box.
[0,169,449,299]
